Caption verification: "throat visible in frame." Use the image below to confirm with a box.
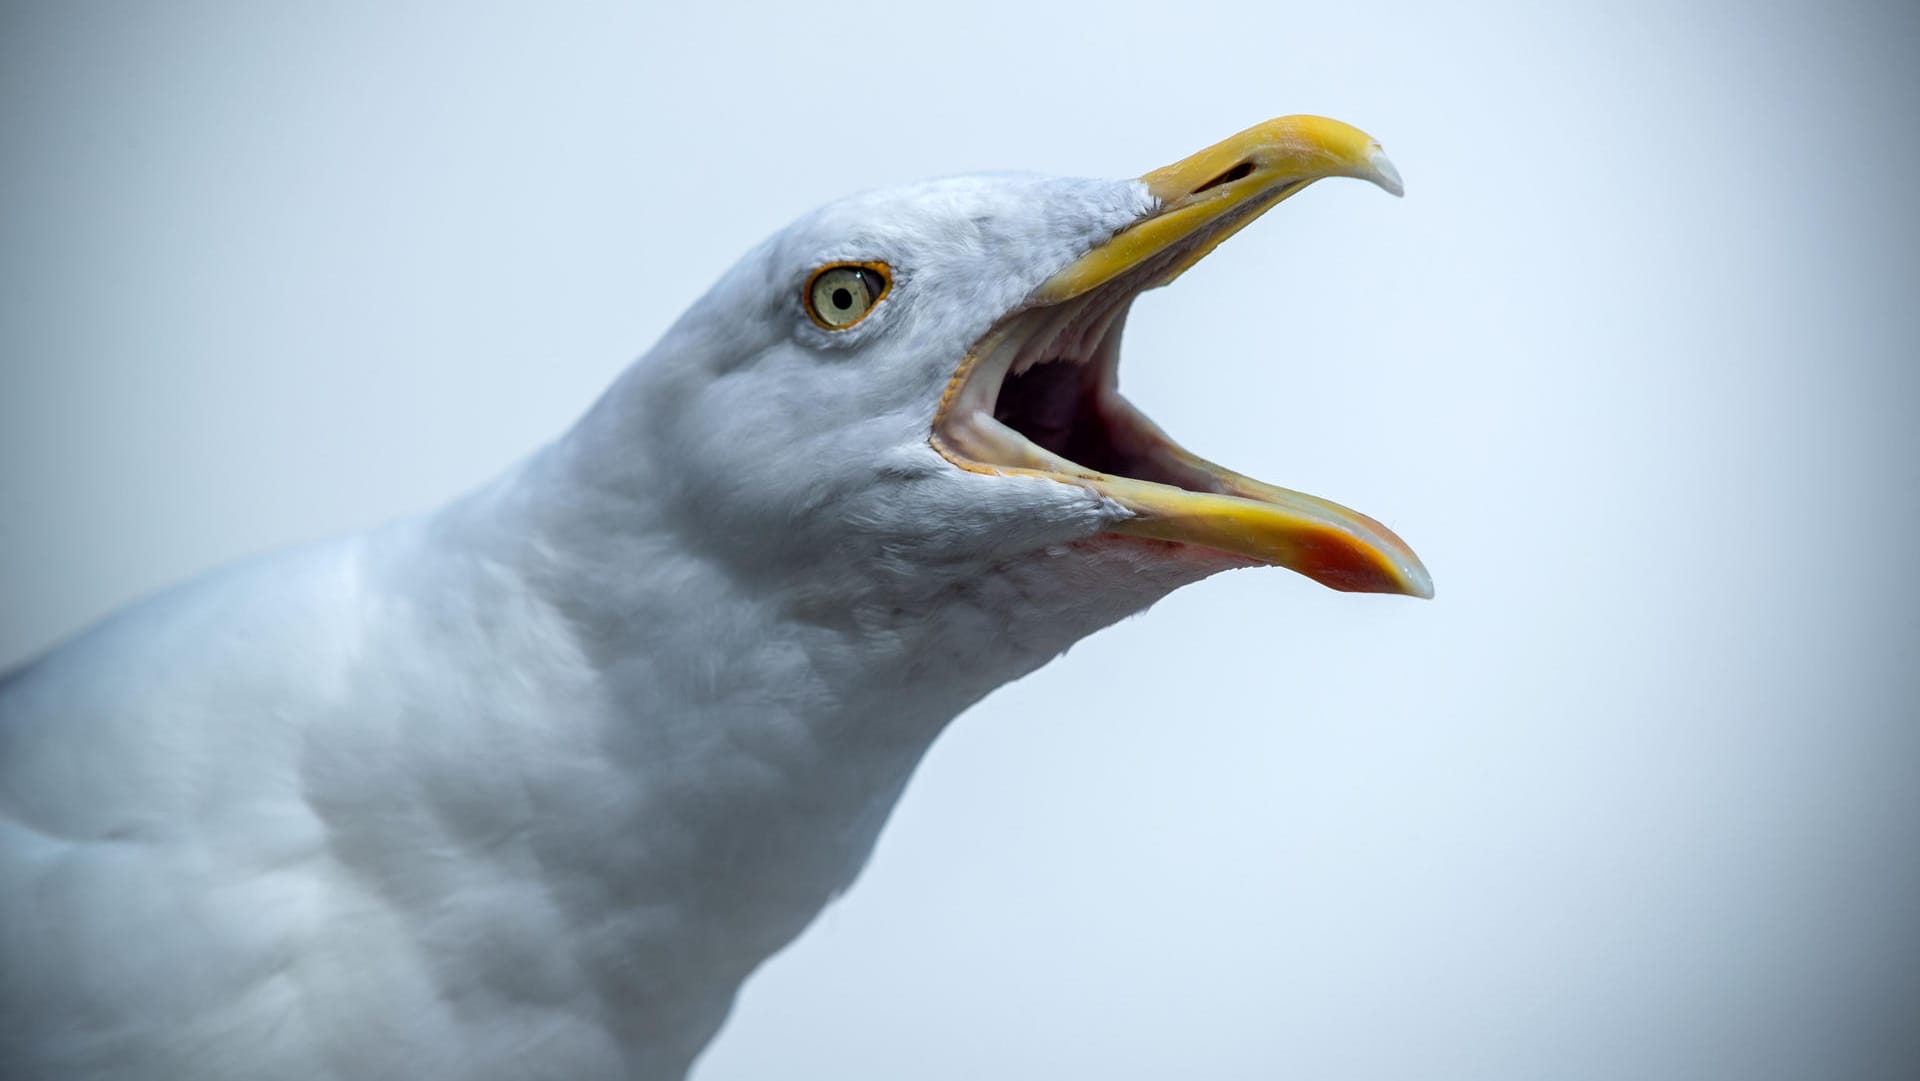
[992,359,1154,479]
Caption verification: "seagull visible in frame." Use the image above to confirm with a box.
[0,115,1429,1081]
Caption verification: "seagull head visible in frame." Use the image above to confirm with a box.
[592,116,1430,642]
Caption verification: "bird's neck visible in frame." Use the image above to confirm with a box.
[386,422,1229,1068]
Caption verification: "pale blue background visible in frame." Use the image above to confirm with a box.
[3,2,1916,1078]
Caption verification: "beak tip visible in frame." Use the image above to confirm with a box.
[1366,147,1406,197]
[1399,552,1434,599]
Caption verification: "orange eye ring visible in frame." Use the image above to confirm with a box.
[804,262,892,330]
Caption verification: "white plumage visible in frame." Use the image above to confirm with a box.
[1,118,1424,1080]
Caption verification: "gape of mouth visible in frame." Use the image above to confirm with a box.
[989,306,1167,482]
[931,253,1239,497]
[929,219,1433,599]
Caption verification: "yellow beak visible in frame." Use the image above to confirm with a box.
[1039,115,1405,303]
[933,115,1431,598]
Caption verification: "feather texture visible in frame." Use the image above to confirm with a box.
[0,174,1249,1079]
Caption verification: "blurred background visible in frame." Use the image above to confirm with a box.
[3,2,1916,1078]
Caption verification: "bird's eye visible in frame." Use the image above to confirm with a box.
[805,263,891,330]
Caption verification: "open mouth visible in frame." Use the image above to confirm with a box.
[931,116,1433,598]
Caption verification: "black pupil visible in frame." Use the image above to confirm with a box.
[831,286,854,310]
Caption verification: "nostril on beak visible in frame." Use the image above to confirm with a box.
[1190,161,1253,196]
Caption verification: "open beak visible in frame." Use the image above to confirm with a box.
[930,115,1432,598]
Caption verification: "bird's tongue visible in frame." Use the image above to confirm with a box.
[995,359,1430,596]
[1087,398,1431,596]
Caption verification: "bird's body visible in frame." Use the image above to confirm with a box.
[1,457,1222,1079]
[1,119,1427,1079]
